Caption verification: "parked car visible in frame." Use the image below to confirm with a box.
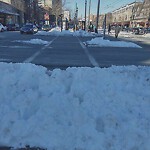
[41,24,51,31]
[20,24,38,34]
[132,27,145,35]
[144,28,150,34]
[6,24,20,31]
[0,23,5,32]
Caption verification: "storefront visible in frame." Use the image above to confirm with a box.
[0,1,24,26]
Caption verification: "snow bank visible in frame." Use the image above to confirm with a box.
[0,63,150,150]
[143,33,150,38]
[73,30,98,37]
[36,28,98,37]
[36,27,73,36]
[85,37,142,48]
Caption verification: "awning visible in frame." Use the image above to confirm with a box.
[122,21,130,25]
[0,9,19,16]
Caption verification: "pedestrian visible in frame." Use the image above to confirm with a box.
[115,24,120,38]
[108,24,111,34]
[88,22,94,32]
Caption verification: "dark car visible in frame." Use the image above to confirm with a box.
[132,27,145,35]
[6,24,19,31]
[20,24,38,34]
[41,24,51,31]
[144,28,150,34]
[132,27,140,34]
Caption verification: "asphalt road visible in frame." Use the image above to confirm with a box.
[0,31,150,70]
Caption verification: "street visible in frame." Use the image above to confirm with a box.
[0,31,150,70]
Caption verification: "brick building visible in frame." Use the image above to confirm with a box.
[0,0,25,25]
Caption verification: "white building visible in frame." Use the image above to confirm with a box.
[112,2,142,27]
[38,0,52,8]
[63,10,70,20]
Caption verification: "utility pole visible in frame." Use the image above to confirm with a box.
[103,14,106,39]
[75,3,78,31]
[88,0,91,27]
[85,0,87,30]
[96,0,100,32]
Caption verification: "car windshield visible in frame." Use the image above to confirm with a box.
[24,25,33,28]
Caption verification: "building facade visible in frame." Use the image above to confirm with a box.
[132,0,150,27]
[52,0,62,25]
[25,0,52,25]
[111,2,141,27]
[89,13,112,28]
[111,0,150,27]
[24,0,39,24]
[0,0,25,25]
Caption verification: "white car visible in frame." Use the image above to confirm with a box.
[0,23,5,32]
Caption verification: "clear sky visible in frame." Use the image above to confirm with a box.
[65,0,142,18]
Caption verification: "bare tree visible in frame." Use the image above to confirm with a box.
[52,0,67,25]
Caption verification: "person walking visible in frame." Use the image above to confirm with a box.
[115,24,120,38]
[108,24,111,34]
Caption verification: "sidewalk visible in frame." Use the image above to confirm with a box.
[106,30,150,46]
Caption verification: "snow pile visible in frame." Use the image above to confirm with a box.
[73,30,98,37]
[14,39,50,45]
[0,63,150,150]
[119,31,133,38]
[36,27,73,36]
[36,28,99,37]
[36,30,73,36]
[143,33,150,38]
[85,37,142,48]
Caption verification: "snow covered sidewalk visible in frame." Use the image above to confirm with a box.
[0,63,150,150]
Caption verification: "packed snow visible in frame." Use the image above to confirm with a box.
[85,37,142,48]
[14,39,50,45]
[0,62,150,150]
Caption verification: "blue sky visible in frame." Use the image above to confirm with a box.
[66,0,142,18]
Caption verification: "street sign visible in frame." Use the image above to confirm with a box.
[44,13,49,20]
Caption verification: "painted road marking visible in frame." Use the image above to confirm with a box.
[0,59,11,62]
[23,36,59,63]
[76,36,99,67]
[0,46,31,48]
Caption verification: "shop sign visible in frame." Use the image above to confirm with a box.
[44,13,49,20]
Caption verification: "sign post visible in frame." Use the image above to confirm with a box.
[44,13,49,25]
